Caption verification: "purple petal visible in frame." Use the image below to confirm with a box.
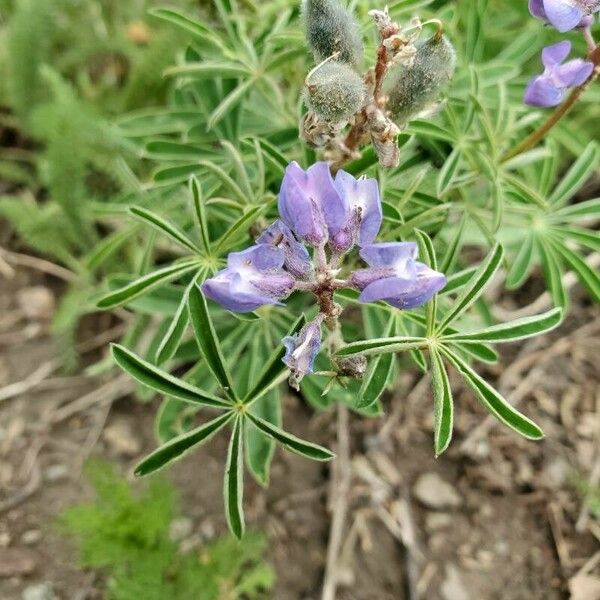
[227,244,285,272]
[202,270,277,312]
[386,265,447,309]
[258,220,312,279]
[333,171,382,246]
[524,76,565,107]
[553,58,594,87]
[542,40,571,68]
[307,162,349,237]
[359,242,419,269]
[529,0,548,19]
[249,270,295,297]
[543,0,584,31]
[350,267,396,290]
[359,276,417,303]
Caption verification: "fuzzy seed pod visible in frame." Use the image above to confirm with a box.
[385,32,456,126]
[303,0,363,66]
[305,61,366,124]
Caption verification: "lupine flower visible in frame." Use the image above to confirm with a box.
[258,220,313,279]
[202,244,295,313]
[329,170,382,253]
[282,316,324,388]
[529,0,599,32]
[524,41,594,107]
[278,161,348,247]
[350,242,447,309]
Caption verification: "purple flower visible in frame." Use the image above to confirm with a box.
[202,244,295,313]
[282,316,323,389]
[329,171,383,254]
[524,41,594,107]
[529,0,598,31]
[350,242,447,310]
[257,220,312,279]
[278,161,348,247]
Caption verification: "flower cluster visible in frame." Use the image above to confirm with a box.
[202,162,446,387]
[526,0,597,107]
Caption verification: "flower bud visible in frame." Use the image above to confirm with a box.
[283,316,324,390]
[305,61,366,124]
[303,0,363,66]
[385,32,456,126]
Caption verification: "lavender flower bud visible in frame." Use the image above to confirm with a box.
[303,0,363,66]
[283,316,324,390]
[305,61,367,124]
[386,32,456,127]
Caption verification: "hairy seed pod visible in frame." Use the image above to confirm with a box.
[386,32,456,126]
[303,0,363,66]
[305,61,366,123]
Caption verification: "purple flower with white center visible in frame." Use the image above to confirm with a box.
[329,171,383,254]
[282,316,324,389]
[258,220,313,279]
[350,242,447,309]
[278,161,348,247]
[529,0,599,32]
[524,41,594,107]
[202,244,295,313]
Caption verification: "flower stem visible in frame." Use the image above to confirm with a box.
[501,44,600,163]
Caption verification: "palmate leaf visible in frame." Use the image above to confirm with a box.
[506,232,536,289]
[243,315,306,403]
[224,416,245,539]
[188,286,238,401]
[443,307,563,344]
[430,347,453,457]
[245,413,334,462]
[548,142,599,207]
[549,238,600,303]
[111,344,231,409]
[129,206,201,254]
[135,411,234,476]
[437,243,504,332]
[440,347,544,440]
[97,260,199,309]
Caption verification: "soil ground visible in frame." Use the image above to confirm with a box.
[0,241,599,600]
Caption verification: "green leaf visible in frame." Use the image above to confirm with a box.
[214,205,266,254]
[443,308,563,344]
[539,238,568,308]
[97,261,199,309]
[243,315,306,403]
[129,206,201,254]
[441,347,544,440]
[245,413,334,461]
[548,143,599,207]
[135,411,233,476]
[188,286,237,400]
[440,214,466,273]
[430,348,453,456]
[165,62,250,79]
[190,176,211,254]
[506,232,536,289]
[224,416,245,539]
[552,197,600,221]
[437,148,461,196]
[437,244,504,332]
[155,281,193,365]
[357,320,395,409]
[208,78,255,131]
[415,229,438,335]
[111,344,230,409]
[245,390,280,486]
[550,238,600,302]
[197,159,248,206]
[335,336,426,357]
[554,226,600,253]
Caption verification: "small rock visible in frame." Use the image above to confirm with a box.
[441,564,471,600]
[103,420,142,457]
[21,530,42,546]
[16,287,55,321]
[169,517,193,543]
[22,583,56,600]
[44,464,68,482]
[425,512,452,532]
[0,532,11,547]
[413,472,462,510]
[569,573,600,600]
[0,548,36,577]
